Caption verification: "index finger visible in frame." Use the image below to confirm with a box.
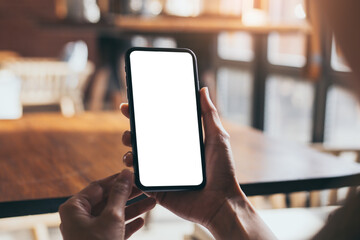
[120,103,130,119]
[103,169,133,217]
[59,173,119,218]
[77,173,120,209]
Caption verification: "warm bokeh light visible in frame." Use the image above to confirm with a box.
[242,9,268,26]
[165,0,202,17]
[294,3,306,19]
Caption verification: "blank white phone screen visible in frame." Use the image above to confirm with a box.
[129,50,203,187]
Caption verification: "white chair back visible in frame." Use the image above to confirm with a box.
[1,58,94,116]
[0,69,22,119]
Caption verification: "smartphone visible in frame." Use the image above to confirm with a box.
[125,47,206,191]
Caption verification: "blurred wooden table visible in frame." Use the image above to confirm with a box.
[1,112,360,217]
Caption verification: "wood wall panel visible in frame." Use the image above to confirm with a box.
[0,0,97,61]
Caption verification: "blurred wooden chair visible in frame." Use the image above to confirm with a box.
[0,213,61,240]
[1,58,94,117]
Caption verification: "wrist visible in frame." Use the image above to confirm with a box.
[205,185,276,240]
[205,185,250,239]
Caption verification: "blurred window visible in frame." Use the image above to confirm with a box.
[331,37,351,72]
[164,0,202,17]
[268,0,306,24]
[268,33,307,67]
[264,75,314,143]
[152,37,177,48]
[129,0,144,13]
[218,32,254,62]
[129,0,163,15]
[217,68,253,125]
[267,0,307,67]
[131,35,150,47]
[131,36,177,48]
[144,0,163,16]
[324,86,360,146]
[219,0,243,16]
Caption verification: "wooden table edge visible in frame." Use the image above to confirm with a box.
[1,173,360,218]
[242,173,360,196]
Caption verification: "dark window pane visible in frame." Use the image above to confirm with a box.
[153,37,177,48]
[268,0,306,24]
[267,0,307,67]
[217,67,253,125]
[324,86,360,146]
[218,32,254,62]
[264,75,314,143]
[268,33,306,67]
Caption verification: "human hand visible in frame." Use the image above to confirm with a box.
[120,87,240,227]
[59,170,156,240]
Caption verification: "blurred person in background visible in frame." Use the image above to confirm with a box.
[59,0,360,239]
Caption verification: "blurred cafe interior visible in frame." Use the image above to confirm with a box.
[1,0,360,239]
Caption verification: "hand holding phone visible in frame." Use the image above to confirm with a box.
[120,88,244,230]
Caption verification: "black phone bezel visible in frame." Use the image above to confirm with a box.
[125,47,206,192]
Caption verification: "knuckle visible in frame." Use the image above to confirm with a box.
[215,129,230,142]
[59,199,77,215]
[203,108,218,119]
[105,209,125,222]
[112,181,130,194]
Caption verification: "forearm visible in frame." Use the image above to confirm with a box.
[205,186,277,240]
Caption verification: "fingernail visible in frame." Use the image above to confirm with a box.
[123,152,128,161]
[204,87,214,104]
[123,151,131,162]
[204,87,210,98]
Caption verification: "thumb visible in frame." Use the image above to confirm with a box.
[200,87,229,142]
[103,169,133,219]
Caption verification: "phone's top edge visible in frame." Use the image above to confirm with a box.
[126,47,197,65]
[126,47,195,56]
